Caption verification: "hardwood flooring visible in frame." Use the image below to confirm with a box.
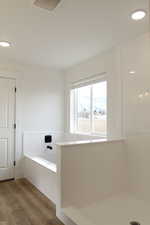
[0,179,64,225]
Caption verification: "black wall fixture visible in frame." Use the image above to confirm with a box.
[45,135,52,143]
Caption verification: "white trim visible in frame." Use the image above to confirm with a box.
[23,130,64,135]
[0,77,16,180]
[0,75,16,80]
[75,88,78,131]
[70,131,107,138]
[90,85,93,132]
[12,78,17,179]
[70,72,107,89]
[70,78,107,136]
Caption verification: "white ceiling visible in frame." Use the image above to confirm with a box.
[0,0,149,69]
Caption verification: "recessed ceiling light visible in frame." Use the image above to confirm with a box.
[138,94,143,99]
[129,70,136,75]
[144,91,149,96]
[131,10,146,21]
[0,41,11,47]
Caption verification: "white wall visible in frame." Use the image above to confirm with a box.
[0,62,65,178]
[121,33,150,136]
[21,66,64,132]
[65,32,150,138]
[64,32,150,202]
[23,131,65,163]
[120,33,150,202]
[65,46,122,138]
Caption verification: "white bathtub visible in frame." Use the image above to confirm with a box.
[23,131,101,206]
[24,153,57,204]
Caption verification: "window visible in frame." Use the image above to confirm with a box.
[70,80,107,136]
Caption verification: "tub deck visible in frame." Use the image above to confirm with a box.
[25,154,57,173]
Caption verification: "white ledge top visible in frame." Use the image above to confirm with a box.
[56,138,124,147]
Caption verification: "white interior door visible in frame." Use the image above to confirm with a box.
[0,78,15,181]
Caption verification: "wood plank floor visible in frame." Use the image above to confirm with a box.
[0,178,64,225]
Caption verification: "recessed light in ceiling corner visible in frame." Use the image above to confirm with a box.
[138,94,143,99]
[129,70,136,75]
[144,90,150,96]
[0,41,11,47]
[34,0,61,11]
[131,10,147,21]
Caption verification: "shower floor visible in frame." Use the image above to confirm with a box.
[63,193,150,225]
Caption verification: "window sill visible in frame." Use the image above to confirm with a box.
[57,138,124,147]
[69,131,107,138]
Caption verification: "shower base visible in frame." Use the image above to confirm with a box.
[63,193,150,225]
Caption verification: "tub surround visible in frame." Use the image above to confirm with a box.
[24,155,57,204]
[23,131,103,207]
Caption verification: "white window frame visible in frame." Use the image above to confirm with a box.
[70,74,107,137]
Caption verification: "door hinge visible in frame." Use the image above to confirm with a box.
[15,87,17,93]
[14,123,16,129]
[14,161,16,167]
